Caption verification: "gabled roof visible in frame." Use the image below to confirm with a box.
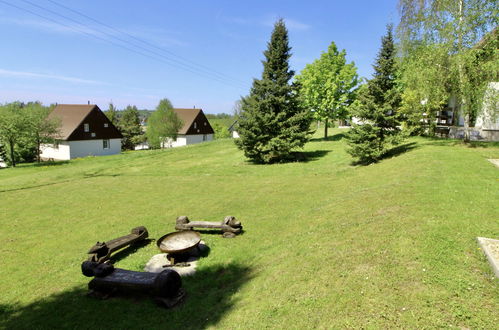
[48,104,122,141]
[48,104,94,140]
[173,108,214,135]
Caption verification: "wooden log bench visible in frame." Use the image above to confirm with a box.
[81,261,185,308]
[175,216,242,238]
[87,226,149,263]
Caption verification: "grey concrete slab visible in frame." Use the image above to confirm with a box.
[477,237,499,278]
[487,159,499,168]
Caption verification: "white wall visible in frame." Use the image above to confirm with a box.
[40,141,71,160]
[171,134,213,147]
[70,139,121,158]
[475,82,499,130]
[41,139,121,160]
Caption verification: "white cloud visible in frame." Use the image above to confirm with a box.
[0,17,188,48]
[284,18,311,31]
[0,69,106,85]
[262,17,311,31]
[223,15,311,32]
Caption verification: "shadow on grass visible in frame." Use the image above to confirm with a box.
[310,132,346,142]
[34,160,71,167]
[421,136,499,148]
[244,149,330,165]
[109,239,153,264]
[0,263,253,329]
[351,142,419,166]
[290,150,330,163]
[0,172,122,193]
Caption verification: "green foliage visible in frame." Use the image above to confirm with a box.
[118,105,143,150]
[397,0,499,139]
[0,102,59,166]
[235,19,312,163]
[146,98,183,149]
[105,102,119,126]
[205,113,233,120]
[295,41,359,138]
[0,102,25,166]
[347,25,403,164]
[23,102,61,163]
[212,123,231,139]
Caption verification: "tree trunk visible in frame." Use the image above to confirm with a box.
[36,136,41,163]
[9,139,15,167]
[324,118,328,139]
[457,0,470,142]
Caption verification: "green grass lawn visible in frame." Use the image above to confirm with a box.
[1,130,498,329]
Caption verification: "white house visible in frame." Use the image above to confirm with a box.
[169,108,214,147]
[40,104,122,160]
[136,108,214,149]
[228,120,239,138]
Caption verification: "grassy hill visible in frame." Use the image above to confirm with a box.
[0,130,498,329]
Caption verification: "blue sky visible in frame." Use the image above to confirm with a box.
[0,0,400,114]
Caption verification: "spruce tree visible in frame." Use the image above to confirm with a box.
[235,19,312,163]
[119,105,143,150]
[347,25,402,164]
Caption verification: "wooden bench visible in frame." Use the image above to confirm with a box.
[175,216,242,238]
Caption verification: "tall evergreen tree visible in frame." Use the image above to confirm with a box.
[235,19,312,163]
[119,105,143,150]
[347,25,402,164]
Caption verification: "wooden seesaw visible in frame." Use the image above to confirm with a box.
[175,216,242,238]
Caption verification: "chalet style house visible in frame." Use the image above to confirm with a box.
[169,108,214,147]
[40,104,122,160]
[135,108,214,149]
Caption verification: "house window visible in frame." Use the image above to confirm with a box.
[103,139,110,149]
[204,122,207,126]
[84,123,90,132]
[104,123,109,128]
[203,134,207,141]
[91,132,96,137]
[194,122,197,129]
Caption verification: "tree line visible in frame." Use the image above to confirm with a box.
[235,0,497,164]
[0,102,60,167]
[1,1,495,166]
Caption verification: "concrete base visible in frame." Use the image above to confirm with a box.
[487,159,499,168]
[477,237,499,278]
[145,241,207,276]
[448,127,499,141]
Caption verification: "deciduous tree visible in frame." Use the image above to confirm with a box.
[0,102,27,167]
[146,98,183,149]
[295,41,359,139]
[105,102,119,126]
[397,0,498,140]
[24,102,61,163]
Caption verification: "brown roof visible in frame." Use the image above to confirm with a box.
[173,108,214,135]
[49,104,122,141]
